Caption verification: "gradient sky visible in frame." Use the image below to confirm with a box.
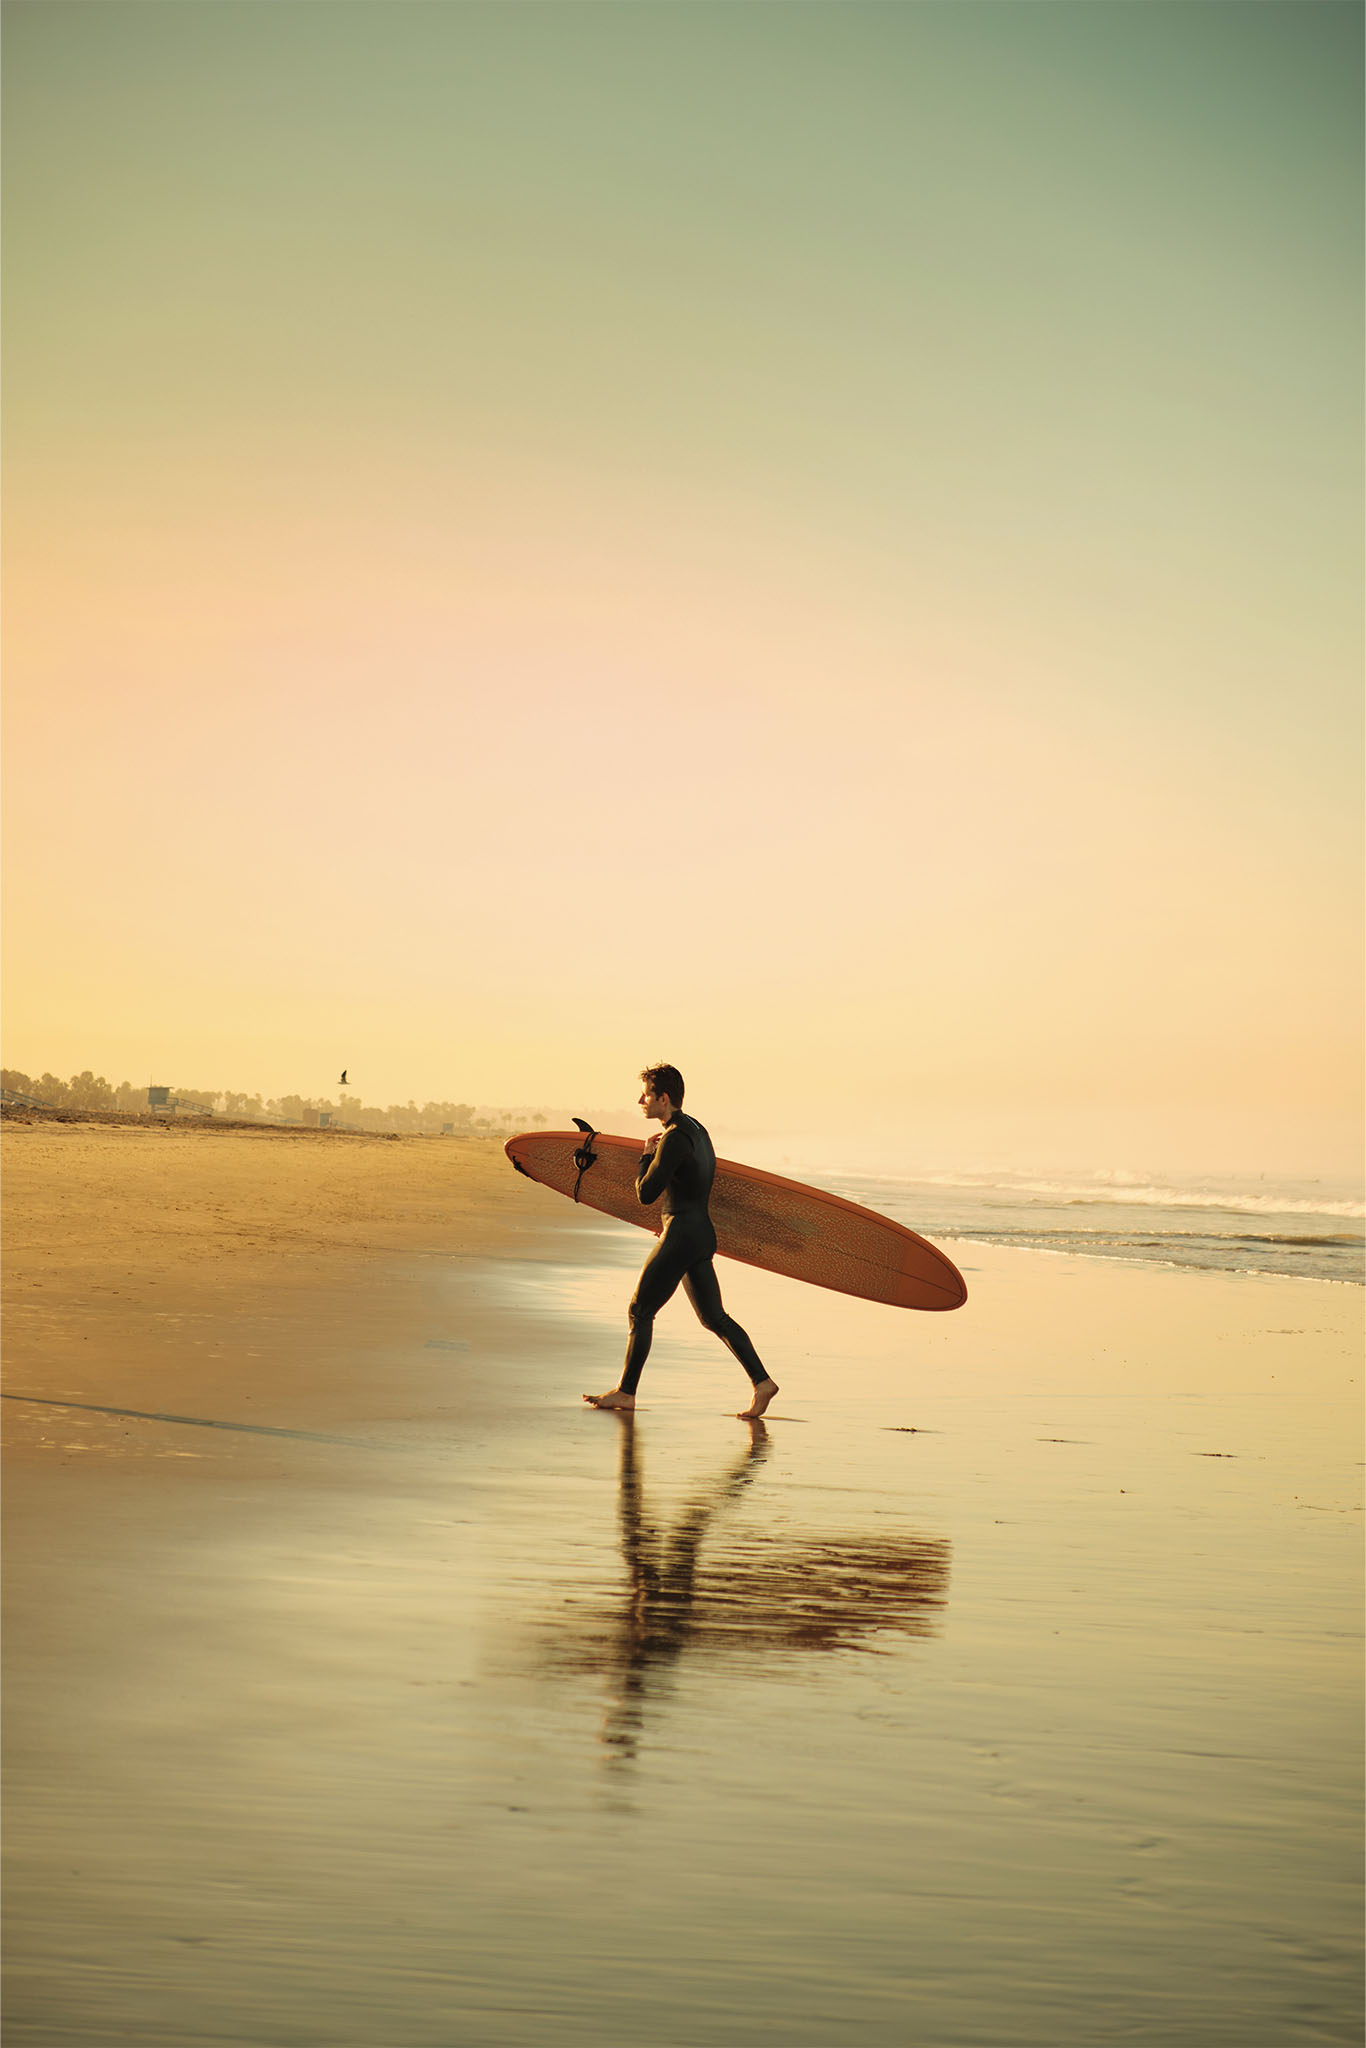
[4,1,1361,1171]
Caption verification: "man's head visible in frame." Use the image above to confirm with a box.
[638,1063,685,1121]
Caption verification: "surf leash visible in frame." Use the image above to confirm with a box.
[571,1117,599,1202]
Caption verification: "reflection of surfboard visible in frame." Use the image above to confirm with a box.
[504,1129,967,1312]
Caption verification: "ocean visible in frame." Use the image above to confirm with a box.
[806,1166,1365,1286]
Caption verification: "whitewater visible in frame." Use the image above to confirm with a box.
[807,1166,1365,1285]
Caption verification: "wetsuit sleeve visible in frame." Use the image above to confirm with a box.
[636,1124,690,1206]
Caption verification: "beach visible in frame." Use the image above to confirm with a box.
[3,1119,1362,2046]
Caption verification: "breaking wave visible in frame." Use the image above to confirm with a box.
[812,1167,1365,1284]
[846,1169,1363,1221]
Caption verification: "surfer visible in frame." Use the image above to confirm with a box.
[584,1065,780,1419]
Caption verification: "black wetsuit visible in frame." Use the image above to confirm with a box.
[621,1112,769,1395]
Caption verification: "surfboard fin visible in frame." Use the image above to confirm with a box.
[570,1117,598,1200]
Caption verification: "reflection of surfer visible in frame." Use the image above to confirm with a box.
[584,1064,780,1418]
[549,1418,951,1766]
[599,1416,770,1759]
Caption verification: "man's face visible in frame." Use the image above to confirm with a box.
[639,1085,672,1122]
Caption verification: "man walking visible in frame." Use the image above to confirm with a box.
[584,1065,780,1418]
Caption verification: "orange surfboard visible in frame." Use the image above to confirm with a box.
[504,1127,967,1312]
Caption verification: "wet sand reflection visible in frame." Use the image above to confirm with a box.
[543,1419,952,1762]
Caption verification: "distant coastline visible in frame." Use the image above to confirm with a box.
[0,1068,545,1138]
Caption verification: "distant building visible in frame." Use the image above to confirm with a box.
[147,1086,212,1117]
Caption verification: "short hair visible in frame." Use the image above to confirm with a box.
[640,1063,685,1106]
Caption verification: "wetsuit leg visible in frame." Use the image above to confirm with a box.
[620,1228,694,1394]
[682,1261,770,1386]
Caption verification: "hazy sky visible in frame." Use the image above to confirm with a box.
[4,1,1361,1171]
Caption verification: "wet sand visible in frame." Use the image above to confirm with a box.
[4,1123,1362,2045]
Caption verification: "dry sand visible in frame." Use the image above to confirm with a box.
[3,1120,1362,2047]
[2,1119,612,1454]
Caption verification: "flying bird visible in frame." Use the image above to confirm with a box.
[338,1071,348,1086]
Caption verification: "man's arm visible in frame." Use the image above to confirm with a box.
[636,1124,689,1205]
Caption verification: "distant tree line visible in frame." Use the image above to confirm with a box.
[0,1070,548,1136]
[2,1070,153,1115]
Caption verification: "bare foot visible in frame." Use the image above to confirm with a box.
[583,1389,636,1411]
[736,1378,779,1419]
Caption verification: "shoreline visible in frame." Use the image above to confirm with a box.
[938,1232,1364,1285]
[3,1121,1357,1465]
